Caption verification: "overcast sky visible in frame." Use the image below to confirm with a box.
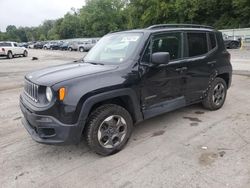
[0,0,85,31]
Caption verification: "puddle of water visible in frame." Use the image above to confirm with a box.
[151,130,165,137]
[183,117,202,122]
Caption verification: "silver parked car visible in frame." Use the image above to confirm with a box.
[68,41,82,51]
[78,39,99,52]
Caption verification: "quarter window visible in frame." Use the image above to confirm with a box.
[209,33,217,49]
[187,33,208,57]
[0,42,11,47]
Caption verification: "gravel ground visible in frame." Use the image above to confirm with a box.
[230,48,250,73]
[0,49,250,188]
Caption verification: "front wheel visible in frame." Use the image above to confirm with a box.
[7,51,13,59]
[202,77,227,111]
[85,104,133,156]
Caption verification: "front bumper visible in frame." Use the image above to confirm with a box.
[20,97,83,145]
[0,52,6,56]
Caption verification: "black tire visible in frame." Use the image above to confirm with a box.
[85,104,133,156]
[7,51,13,59]
[23,50,28,57]
[230,42,238,49]
[202,77,227,111]
[79,47,84,52]
[68,47,72,51]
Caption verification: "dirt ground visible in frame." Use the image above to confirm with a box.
[0,49,250,188]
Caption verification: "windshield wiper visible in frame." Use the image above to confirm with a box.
[73,58,84,63]
[85,61,104,65]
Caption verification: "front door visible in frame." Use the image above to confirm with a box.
[140,32,187,119]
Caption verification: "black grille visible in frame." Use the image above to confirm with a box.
[24,80,39,102]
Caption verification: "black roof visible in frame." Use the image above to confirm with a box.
[112,24,216,34]
[147,24,214,30]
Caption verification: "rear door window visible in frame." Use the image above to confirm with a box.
[187,33,208,57]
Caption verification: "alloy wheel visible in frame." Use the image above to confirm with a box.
[97,115,127,149]
[212,83,225,106]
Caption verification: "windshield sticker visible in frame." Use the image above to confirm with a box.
[121,36,139,42]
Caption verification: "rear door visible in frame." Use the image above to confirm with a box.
[184,32,218,103]
[17,43,24,54]
[13,42,22,55]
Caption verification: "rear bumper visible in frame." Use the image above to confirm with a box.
[20,97,83,145]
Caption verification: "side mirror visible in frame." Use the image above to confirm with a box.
[152,52,170,65]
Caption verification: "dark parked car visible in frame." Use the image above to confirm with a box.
[49,42,62,50]
[59,42,69,50]
[19,42,29,48]
[20,24,232,156]
[43,42,61,50]
[34,42,46,49]
[223,34,241,49]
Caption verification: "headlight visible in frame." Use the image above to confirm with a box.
[46,87,53,102]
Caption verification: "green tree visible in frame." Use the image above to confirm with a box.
[80,0,127,37]
[1,0,250,42]
[232,0,250,27]
[58,13,81,39]
[39,34,47,41]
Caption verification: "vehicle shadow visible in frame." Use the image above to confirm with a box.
[36,103,207,159]
[0,57,8,61]
[0,56,27,61]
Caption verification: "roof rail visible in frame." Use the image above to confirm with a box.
[147,24,214,30]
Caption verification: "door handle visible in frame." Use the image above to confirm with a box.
[175,67,187,72]
[207,60,216,65]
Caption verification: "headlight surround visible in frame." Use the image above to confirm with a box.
[46,87,53,102]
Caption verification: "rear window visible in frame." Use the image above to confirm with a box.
[0,42,11,47]
[187,33,208,57]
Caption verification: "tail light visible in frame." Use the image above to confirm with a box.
[223,50,231,62]
[227,52,231,61]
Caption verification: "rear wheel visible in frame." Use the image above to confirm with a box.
[230,42,238,49]
[202,77,227,110]
[79,47,85,52]
[23,50,28,57]
[85,104,133,156]
[68,47,72,51]
[7,51,13,59]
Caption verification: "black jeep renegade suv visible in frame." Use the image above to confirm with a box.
[20,24,232,155]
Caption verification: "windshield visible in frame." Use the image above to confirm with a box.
[84,32,143,64]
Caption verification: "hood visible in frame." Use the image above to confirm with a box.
[25,62,118,86]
